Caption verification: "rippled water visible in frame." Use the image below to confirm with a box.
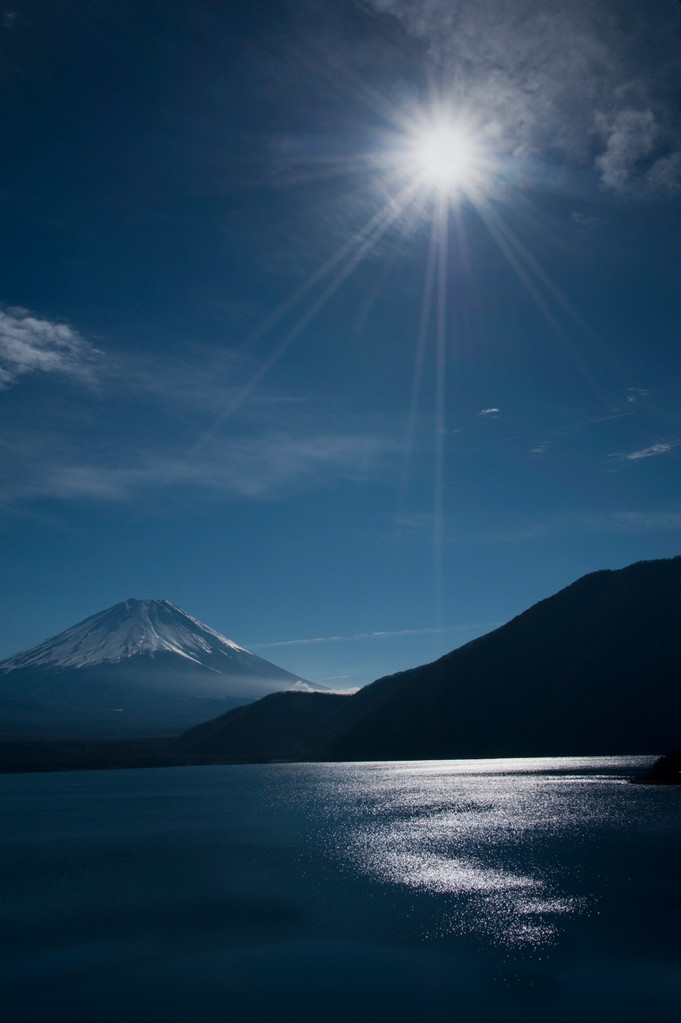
[2,757,680,1022]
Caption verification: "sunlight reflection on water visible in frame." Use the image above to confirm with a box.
[313,757,651,948]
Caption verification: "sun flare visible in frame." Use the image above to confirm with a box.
[401,113,486,200]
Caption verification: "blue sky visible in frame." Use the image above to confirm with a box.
[1,0,680,688]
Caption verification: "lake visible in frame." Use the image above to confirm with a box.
[2,757,680,1022]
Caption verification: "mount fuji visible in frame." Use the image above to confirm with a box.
[0,599,319,739]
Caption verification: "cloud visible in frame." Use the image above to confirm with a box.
[479,408,500,417]
[285,680,360,695]
[251,622,500,649]
[646,151,681,197]
[570,211,601,230]
[617,441,677,462]
[568,410,635,430]
[624,388,650,404]
[0,307,99,390]
[595,107,681,197]
[0,328,402,508]
[595,108,658,192]
[0,427,395,506]
[608,510,681,533]
[364,0,681,197]
[490,505,681,541]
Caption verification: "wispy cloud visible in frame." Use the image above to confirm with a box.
[479,408,500,417]
[0,327,402,507]
[0,307,99,390]
[286,680,359,695]
[575,411,635,428]
[624,387,651,404]
[595,107,657,193]
[492,505,681,541]
[611,441,678,463]
[595,107,681,198]
[0,427,395,506]
[570,211,601,231]
[252,622,500,649]
[608,510,681,533]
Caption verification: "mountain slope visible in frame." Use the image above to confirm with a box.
[0,599,315,739]
[177,557,681,761]
[0,598,252,674]
[317,556,681,759]
[174,691,349,761]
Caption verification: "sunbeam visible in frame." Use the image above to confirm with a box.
[474,199,611,402]
[397,212,439,533]
[183,177,424,464]
[433,191,449,629]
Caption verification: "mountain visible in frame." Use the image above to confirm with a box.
[175,690,349,762]
[175,556,681,762]
[0,599,317,739]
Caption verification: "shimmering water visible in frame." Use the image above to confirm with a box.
[2,757,680,1022]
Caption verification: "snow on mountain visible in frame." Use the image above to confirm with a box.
[0,598,251,674]
[0,598,320,739]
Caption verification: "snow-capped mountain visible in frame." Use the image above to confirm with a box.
[3,599,264,674]
[0,599,319,739]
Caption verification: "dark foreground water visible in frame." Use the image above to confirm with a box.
[2,757,680,1023]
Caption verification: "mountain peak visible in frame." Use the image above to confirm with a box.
[0,597,249,674]
[0,598,321,739]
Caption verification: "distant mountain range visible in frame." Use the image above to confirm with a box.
[1,556,680,767]
[174,556,681,762]
[0,599,319,738]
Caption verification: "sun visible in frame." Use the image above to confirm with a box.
[389,105,491,203]
[408,118,480,196]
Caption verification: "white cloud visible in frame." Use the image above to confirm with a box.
[621,442,677,462]
[0,308,99,390]
[479,408,500,417]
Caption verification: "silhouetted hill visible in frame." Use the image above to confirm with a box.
[633,746,681,784]
[175,691,348,761]
[177,556,681,762]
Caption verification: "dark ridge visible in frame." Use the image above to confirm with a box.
[174,691,349,761]
[178,556,681,764]
[632,747,681,784]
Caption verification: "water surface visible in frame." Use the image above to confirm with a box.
[2,757,680,1022]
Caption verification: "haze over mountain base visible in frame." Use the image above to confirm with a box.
[0,599,318,739]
